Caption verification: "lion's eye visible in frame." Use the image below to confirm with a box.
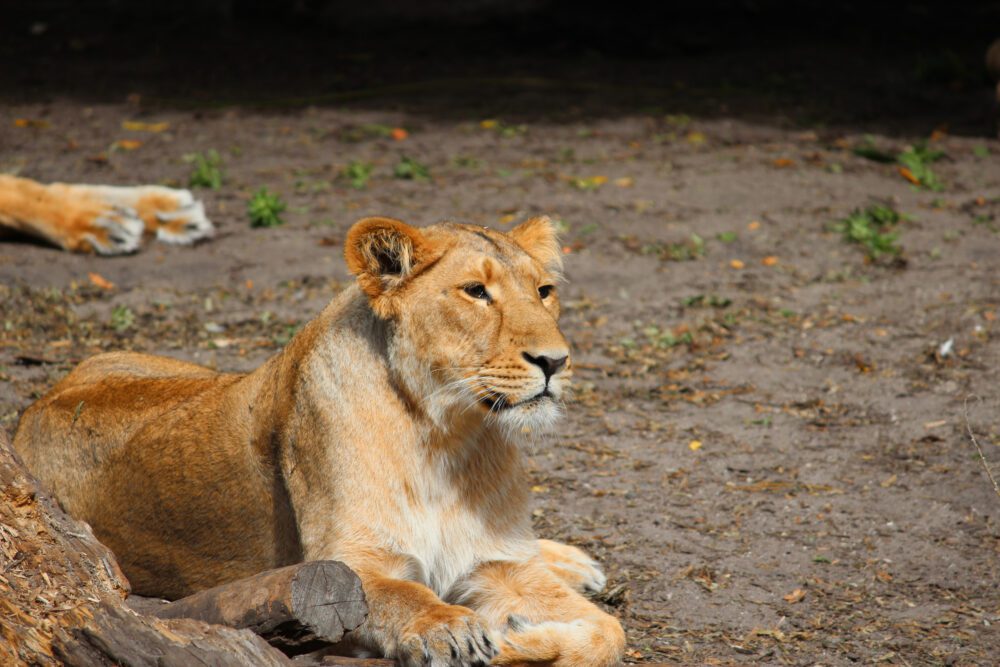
[538,284,554,299]
[464,283,491,301]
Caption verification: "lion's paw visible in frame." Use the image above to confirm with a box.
[93,184,215,246]
[398,604,499,667]
[496,614,625,667]
[154,198,213,245]
[81,205,144,255]
[538,539,607,595]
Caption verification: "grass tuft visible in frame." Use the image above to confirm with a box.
[897,142,945,191]
[110,305,135,333]
[832,204,904,258]
[342,161,374,190]
[185,150,223,189]
[394,156,431,181]
[248,188,287,228]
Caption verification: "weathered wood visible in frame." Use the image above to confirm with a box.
[153,560,368,652]
[0,428,291,666]
[52,602,292,667]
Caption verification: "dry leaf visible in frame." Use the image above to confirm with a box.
[880,474,897,488]
[686,131,706,145]
[114,139,143,151]
[14,118,50,129]
[773,158,795,168]
[898,166,920,185]
[614,177,634,188]
[783,588,806,604]
[87,272,115,290]
[754,628,786,641]
[121,120,169,132]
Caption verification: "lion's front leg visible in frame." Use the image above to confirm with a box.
[0,175,213,253]
[336,554,500,666]
[457,559,625,667]
[0,175,144,254]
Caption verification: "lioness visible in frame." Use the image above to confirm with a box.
[13,215,626,666]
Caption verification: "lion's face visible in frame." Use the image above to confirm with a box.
[345,216,570,434]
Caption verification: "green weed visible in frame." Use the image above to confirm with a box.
[642,324,693,349]
[664,233,705,261]
[897,142,945,191]
[342,161,374,190]
[851,138,946,190]
[394,156,431,181]
[832,204,904,258]
[185,150,223,189]
[110,305,135,333]
[248,188,287,228]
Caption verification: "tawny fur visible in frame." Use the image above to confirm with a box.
[13,216,625,666]
[0,174,213,254]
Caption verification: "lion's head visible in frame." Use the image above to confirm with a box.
[345,215,571,435]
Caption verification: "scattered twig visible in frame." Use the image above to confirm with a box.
[15,354,59,366]
[964,396,1000,500]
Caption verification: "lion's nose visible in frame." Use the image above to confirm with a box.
[522,352,568,381]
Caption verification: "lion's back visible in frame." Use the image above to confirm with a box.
[13,351,228,515]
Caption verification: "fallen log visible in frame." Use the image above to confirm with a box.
[152,560,368,653]
[53,602,292,666]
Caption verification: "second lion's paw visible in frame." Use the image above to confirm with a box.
[399,604,499,667]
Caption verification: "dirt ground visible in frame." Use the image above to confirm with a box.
[2,12,1000,665]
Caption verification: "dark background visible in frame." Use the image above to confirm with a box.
[3,1,999,136]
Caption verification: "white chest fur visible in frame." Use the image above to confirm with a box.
[380,455,535,598]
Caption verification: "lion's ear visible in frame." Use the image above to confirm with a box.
[345,217,432,305]
[509,215,563,276]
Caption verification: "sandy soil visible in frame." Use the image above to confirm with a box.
[2,18,1000,664]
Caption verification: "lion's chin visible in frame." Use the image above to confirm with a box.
[492,396,563,438]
